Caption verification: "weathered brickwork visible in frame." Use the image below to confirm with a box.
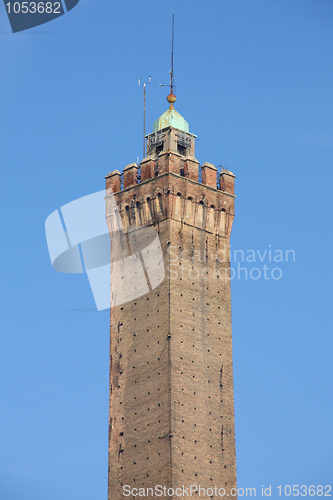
[106,129,237,500]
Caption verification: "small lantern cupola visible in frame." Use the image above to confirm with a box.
[147,87,196,159]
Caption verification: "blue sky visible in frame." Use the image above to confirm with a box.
[0,1,332,499]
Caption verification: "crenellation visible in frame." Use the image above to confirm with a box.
[184,156,200,181]
[220,168,236,196]
[140,157,156,182]
[202,162,218,188]
[105,170,122,193]
[123,162,139,189]
[106,155,235,194]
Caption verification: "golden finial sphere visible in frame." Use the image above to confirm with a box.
[167,93,177,105]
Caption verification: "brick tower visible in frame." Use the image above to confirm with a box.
[105,91,237,499]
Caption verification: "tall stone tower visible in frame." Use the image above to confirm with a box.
[105,91,237,499]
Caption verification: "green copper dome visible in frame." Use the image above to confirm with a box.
[153,108,189,133]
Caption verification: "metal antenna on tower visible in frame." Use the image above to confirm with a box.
[170,12,175,94]
[138,76,151,159]
[160,13,177,109]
